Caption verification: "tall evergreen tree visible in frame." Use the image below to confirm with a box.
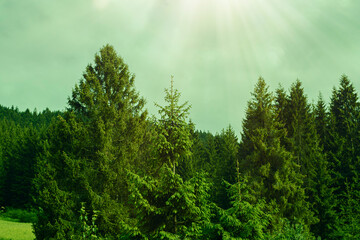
[327,75,360,238]
[239,78,313,229]
[190,131,217,171]
[211,125,238,209]
[285,80,321,190]
[328,75,360,185]
[274,85,288,126]
[154,76,192,173]
[274,85,291,149]
[34,45,148,239]
[125,77,213,239]
[277,81,335,238]
[315,93,328,149]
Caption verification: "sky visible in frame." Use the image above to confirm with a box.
[1,0,360,135]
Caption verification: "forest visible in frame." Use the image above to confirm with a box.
[0,45,359,239]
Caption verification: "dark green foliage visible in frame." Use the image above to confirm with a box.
[0,119,21,206]
[276,81,336,238]
[33,45,148,239]
[0,207,38,223]
[154,76,192,172]
[274,85,288,126]
[124,78,215,239]
[267,220,316,240]
[210,126,239,209]
[2,127,40,208]
[330,180,360,239]
[0,105,60,209]
[215,177,271,240]
[33,113,89,239]
[240,78,313,229]
[0,105,62,129]
[328,75,360,185]
[196,131,219,174]
[126,167,213,239]
[327,75,360,238]
[314,93,328,148]
[2,42,360,238]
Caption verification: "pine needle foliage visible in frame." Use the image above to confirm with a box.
[327,75,360,238]
[124,77,213,239]
[239,78,313,229]
[154,76,192,172]
[33,45,147,239]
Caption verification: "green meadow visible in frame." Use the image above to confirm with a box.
[0,218,34,240]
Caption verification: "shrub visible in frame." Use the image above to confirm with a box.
[0,207,38,223]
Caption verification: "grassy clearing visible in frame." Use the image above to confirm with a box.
[0,218,35,240]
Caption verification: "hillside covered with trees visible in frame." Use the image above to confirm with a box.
[1,45,360,239]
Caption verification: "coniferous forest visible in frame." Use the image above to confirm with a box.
[1,45,360,239]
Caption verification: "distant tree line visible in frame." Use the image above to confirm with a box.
[0,106,61,209]
[0,45,359,239]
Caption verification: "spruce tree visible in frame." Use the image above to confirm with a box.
[276,80,335,238]
[285,80,321,193]
[274,85,288,126]
[216,176,271,239]
[239,77,313,229]
[125,77,212,239]
[328,75,360,186]
[154,76,192,174]
[274,85,292,150]
[211,125,238,209]
[314,93,328,149]
[34,45,147,239]
[328,75,360,238]
[308,93,337,238]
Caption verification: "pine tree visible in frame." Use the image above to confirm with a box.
[239,77,313,229]
[274,85,288,126]
[34,45,148,239]
[154,76,192,174]
[276,80,336,238]
[125,77,212,239]
[153,76,193,235]
[328,75,360,185]
[328,75,360,238]
[33,119,82,239]
[274,85,292,150]
[211,125,238,209]
[216,176,271,239]
[177,128,202,180]
[285,80,321,193]
[307,93,337,238]
[188,130,217,174]
[315,93,328,149]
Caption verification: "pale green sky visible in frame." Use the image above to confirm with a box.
[1,0,360,134]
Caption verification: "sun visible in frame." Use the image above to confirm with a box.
[165,0,299,83]
[93,0,111,10]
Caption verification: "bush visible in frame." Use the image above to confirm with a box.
[0,207,38,223]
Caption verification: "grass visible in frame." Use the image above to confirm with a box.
[0,218,35,240]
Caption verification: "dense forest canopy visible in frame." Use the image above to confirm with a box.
[1,45,360,239]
